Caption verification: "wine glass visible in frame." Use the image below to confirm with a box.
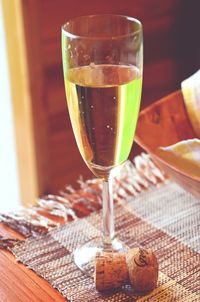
[62,14,143,275]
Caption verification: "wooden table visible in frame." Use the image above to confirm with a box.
[0,223,66,302]
[1,155,199,302]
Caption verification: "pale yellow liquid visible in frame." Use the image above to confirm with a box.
[65,64,142,178]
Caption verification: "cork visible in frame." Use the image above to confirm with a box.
[95,252,129,291]
[95,247,158,294]
[126,247,159,294]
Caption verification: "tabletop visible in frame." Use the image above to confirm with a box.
[0,221,66,302]
[0,154,199,302]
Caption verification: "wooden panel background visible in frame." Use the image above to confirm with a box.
[21,0,200,196]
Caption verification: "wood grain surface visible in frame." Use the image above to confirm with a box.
[0,224,66,302]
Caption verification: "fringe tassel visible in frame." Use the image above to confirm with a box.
[0,154,165,250]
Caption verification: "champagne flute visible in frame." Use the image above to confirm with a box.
[62,14,143,275]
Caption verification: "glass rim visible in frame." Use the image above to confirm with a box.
[61,14,142,40]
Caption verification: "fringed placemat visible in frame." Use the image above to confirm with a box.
[1,154,200,301]
[0,153,164,241]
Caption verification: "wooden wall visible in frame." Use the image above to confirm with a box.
[21,0,199,195]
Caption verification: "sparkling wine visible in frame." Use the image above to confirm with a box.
[64,64,142,178]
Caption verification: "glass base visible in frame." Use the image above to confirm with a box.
[74,238,127,277]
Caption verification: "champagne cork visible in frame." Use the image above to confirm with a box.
[126,248,159,294]
[95,247,158,294]
[95,252,129,291]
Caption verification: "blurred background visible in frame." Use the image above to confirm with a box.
[0,0,199,211]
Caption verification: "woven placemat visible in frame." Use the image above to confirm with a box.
[12,181,200,302]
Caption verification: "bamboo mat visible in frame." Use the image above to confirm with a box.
[1,154,200,301]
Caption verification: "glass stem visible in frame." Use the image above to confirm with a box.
[102,179,115,246]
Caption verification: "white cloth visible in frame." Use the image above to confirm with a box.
[181,69,200,136]
[158,139,200,178]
